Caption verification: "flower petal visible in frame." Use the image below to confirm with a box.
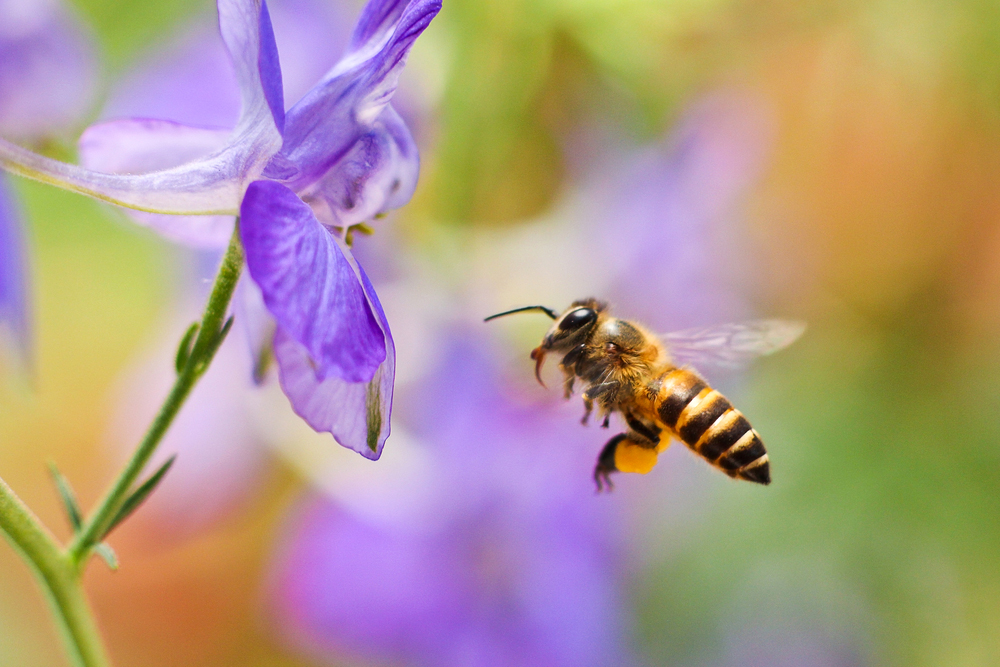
[0,174,30,366]
[270,0,439,189]
[296,105,419,228]
[0,0,97,140]
[79,118,232,174]
[271,261,394,459]
[79,118,236,247]
[102,0,352,130]
[0,0,284,215]
[219,0,284,133]
[345,0,409,56]
[240,180,386,382]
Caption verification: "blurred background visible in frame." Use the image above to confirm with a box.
[3,0,1000,665]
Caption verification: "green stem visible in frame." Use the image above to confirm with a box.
[0,221,243,667]
[0,477,110,667]
[69,223,244,564]
[0,223,243,667]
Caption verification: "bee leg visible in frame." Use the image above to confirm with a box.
[561,343,587,370]
[594,434,627,493]
[563,374,575,400]
[601,414,611,429]
[624,412,661,445]
[583,381,620,425]
[581,396,594,425]
[587,380,621,402]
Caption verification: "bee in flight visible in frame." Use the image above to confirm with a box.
[485,299,805,491]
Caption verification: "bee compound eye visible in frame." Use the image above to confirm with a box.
[559,308,596,331]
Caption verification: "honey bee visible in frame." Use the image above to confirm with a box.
[485,299,804,491]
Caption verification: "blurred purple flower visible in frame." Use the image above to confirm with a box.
[0,0,96,139]
[478,92,773,338]
[0,177,28,363]
[595,93,774,331]
[0,0,97,367]
[0,0,441,458]
[269,334,641,667]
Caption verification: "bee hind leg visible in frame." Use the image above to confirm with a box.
[594,434,627,492]
[624,412,661,444]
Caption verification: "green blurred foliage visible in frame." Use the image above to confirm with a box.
[637,317,1000,666]
[68,0,211,71]
[420,0,733,224]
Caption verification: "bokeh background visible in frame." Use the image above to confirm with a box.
[3,0,1000,665]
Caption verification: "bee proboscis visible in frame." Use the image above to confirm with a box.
[485,299,805,491]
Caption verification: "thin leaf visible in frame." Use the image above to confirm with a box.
[252,343,274,385]
[47,462,82,532]
[102,455,176,539]
[93,542,119,571]
[212,315,235,354]
[175,322,200,373]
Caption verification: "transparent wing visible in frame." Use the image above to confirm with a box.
[664,319,806,370]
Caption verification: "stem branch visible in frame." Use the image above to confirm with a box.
[68,224,244,563]
[0,222,244,667]
[0,477,110,667]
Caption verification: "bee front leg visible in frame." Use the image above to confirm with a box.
[581,395,594,425]
[560,345,586,400]
[563,374,575,399]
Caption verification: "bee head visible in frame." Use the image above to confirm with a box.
[541,303,602,351]
[484,299,607,387]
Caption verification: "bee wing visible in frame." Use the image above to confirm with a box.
[663,319,806,370]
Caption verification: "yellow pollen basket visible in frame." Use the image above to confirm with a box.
[614,441,660,474]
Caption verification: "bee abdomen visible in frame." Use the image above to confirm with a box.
[656,369,771,485]
[654,368,708,428]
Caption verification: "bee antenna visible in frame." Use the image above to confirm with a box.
[484,305,559,322]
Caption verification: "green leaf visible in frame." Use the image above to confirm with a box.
[212,315,234,353]
[48,463,83,532]
[102,455,176,539]
[174,322,199,373]
[252,341,274,385]
[93,542,119,571]
[192,316,234,375]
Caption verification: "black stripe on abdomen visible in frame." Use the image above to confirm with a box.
[676,391,732,444]
[738,458,771,484]
[655,369,707,428]
[697,410,752,461]
[716,431,767,470]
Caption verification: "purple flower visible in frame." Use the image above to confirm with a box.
[0,176,28,363]
[84,0,355,248]
[0,0,97,367]
[0,0,441,457]
[268,334,640,667]
[0,0,96,139]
